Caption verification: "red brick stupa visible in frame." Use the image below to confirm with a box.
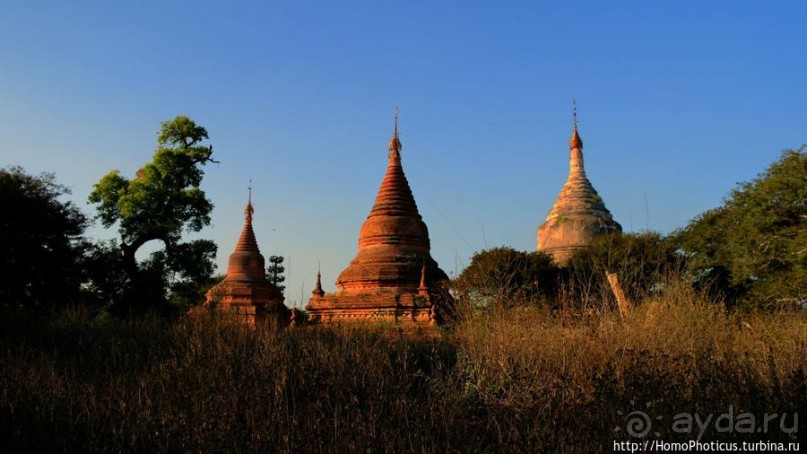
[537,106,622,265]
[204,192,290,326]
[306,113,453,326]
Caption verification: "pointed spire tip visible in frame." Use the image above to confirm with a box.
[388,107,402,152]
[245,179,255,221]
[569,100,583,149]
[313,262,325,297]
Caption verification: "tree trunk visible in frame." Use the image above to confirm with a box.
[119,235,165,314]
[606,272,632,321]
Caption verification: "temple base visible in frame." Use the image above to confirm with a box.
[202,279,290,327]
[307,290,441,327]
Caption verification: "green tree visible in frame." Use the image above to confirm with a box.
[674,147,806,309]
[149,239,219,309]
[88,116,219,313]
[453,247,558,310]
[80,240,130,309]
[564,231,684,307]
[266,255,286,295]
[0,166,88,311]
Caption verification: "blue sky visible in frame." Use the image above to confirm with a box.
[1,1,805,307]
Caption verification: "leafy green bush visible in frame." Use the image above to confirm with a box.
[0,167,88,312]
[452,247,559,311]
[563,231,684,311]
[674,147,806,310]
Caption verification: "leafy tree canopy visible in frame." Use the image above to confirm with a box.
[453,247,558,310]
[90,116,216,247]
[674,147,806,309]
[0,166,88,311]
[267,255,286,295]
[150,239,219,309]
[565,231,684,304]
[88,116,219,313]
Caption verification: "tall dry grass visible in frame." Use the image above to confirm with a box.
[1,281,804,452]
[1,311,465,452]
[453,281,805,449]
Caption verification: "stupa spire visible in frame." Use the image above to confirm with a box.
[367,109,420,220]
[203,181,289,326]
[537,106,621,265]
[234,184,260,254]
[339,109,432,286]
[312,263,325,297]
[569,99,583,150]
[568,102,586,179]
[307,111,453,327]
[388,106,402,154]
[245,179,254,221]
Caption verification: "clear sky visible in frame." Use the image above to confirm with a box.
[1,1,805,307]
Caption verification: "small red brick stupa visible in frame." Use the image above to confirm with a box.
[306,112,454,326]
[537,105,622,265]
[204,191,290,326]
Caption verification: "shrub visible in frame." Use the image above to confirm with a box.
[0,166,88,312]
[452,247,559,312]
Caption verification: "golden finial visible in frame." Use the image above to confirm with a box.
[245,179,254,221]
[569,100,583,149]
[388,107,402,152]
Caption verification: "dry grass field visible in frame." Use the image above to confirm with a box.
[2,282,804,452]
